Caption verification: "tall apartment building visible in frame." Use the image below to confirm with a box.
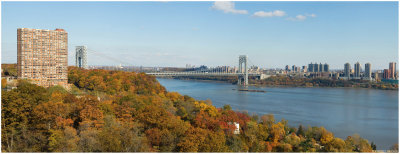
[319,63,323,72]
[364,63,371,79]
[302,66,307,72]
[389,62,396,79]
[296,66,300,72]
[17,28,68,87]
[314,63,319,72]
[323,63,329,72]
[383,69,390,79]
[344,63,351,78]
[308,63,313,72]
[354,62,361,78]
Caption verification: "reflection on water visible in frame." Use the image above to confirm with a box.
[157,78,398,150]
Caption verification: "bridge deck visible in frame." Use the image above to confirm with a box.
[146,72,261,76]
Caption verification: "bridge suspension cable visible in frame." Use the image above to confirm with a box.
[247,57,257,68]
[69,43,135,67]
[86,48,134,66]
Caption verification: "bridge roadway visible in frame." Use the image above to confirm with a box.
[146,72,270,79]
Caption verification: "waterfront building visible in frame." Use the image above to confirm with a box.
[373,72,378,80]
[354,62,361,78]
[323,63,329,72]
[374,70,384,81]
[365,63,371,79]
[344,63,351,79]
[303,66,308,72]
[319,63,323,72]
[292,65,296,72]
[308,63,314,72]
[334,72,340,79]
[75,46,88,69]
[321,72,330,78]
[249,65,261,74]
[384,69,390,79]
[17,28,68,87]
[233,66,238,73]
[389,62,396,79]
[285,65,289,71]
[314,63,319,72]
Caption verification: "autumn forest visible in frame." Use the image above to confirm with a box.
[2,66,377,152]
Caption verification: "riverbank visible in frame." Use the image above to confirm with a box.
[158,76,398,90]
[256,76,398,90]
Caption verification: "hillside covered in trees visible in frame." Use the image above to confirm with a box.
[2,67,377,152]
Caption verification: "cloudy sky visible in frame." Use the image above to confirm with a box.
[2,1,398,69]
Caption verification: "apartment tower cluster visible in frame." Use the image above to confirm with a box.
[308,63,329,73]
[344,62,371,79]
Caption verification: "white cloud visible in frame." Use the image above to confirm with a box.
[287,13,316,21]
[296,15,307,20]
[273,10,286,17]
[211,1,248,14]
[253,10,286,17]
[307,13,317,18]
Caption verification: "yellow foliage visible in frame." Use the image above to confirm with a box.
[50,92,64,103]
[270,122,285,143]
[194,101,219,117]
[166,92,182,102]
[320,128,334,145]
[1,78,7,89]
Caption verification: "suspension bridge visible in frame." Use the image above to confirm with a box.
[145,55,269,86]
[74,46,269,86]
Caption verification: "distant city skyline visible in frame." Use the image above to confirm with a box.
[2,1,398,69]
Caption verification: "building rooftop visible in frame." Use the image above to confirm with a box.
[18,28,66,32]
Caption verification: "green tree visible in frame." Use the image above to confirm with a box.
[48,126,79,152]
[297,125,305,137]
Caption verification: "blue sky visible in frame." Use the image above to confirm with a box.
[1,1,398,70]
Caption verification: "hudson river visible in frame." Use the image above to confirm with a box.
[157,78,398,150]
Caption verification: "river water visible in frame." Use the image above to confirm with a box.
[157,78,398,150]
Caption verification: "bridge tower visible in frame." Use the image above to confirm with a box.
[238,55,248,86]
[75,46,88,69]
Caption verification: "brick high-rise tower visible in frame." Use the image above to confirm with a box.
[17,28,68,87]
[389,62,396,79]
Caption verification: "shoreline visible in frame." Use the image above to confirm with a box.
[157,77,399,91]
